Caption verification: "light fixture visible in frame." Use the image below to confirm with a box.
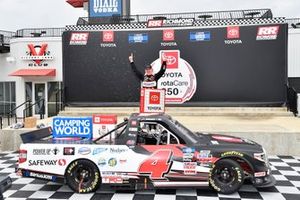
[6,57,16,63]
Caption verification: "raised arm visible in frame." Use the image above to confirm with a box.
[155,61,167,80]
[129,53,144,80]
[155,53,167,80]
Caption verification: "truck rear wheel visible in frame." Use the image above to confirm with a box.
[209,159,244,194]
[65,159,101,193]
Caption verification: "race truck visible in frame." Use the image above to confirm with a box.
[17,113,275,194]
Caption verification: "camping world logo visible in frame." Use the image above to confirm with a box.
[151,50,197,104]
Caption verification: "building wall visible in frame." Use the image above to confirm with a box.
[0,37,62,117]
[288,28,300,77]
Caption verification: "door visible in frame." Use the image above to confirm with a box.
[33,83,47,117]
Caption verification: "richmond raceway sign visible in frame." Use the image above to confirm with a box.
[151,50,197,104]
[21,44,53,67]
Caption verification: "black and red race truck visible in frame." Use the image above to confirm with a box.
[17,113,275,194]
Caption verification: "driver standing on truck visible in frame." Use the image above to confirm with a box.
[129,53,167,89]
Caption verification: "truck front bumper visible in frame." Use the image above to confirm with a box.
[253,174,276,188]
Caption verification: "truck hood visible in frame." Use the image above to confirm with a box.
[196,133,263,152]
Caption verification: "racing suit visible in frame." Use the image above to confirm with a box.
[130,61,167,89]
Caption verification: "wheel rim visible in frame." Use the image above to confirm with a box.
[215,167,235,185]
[74,165,93,185]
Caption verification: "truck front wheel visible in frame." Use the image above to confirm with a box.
[209,159,244,194]
[65,159,101,193]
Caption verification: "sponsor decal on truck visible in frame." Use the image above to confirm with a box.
[52,117,93,139]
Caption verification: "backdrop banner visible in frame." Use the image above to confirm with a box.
[63,24,288,106]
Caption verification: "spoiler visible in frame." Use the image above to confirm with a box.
[20,127,52,143]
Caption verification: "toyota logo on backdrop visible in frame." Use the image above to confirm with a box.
[163,29,175,41]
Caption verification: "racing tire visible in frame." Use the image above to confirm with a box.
[209,159,244,194]
[65,159,101,193]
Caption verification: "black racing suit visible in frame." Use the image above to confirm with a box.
[130,61,167,89]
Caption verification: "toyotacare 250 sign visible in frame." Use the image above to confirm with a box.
[52,117,93,139]
[89,0,122,17]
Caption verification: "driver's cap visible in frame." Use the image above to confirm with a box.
[145,65,152,69]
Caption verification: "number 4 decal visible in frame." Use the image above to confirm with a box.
[138,149,173,180]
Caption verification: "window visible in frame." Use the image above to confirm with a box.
[25,82,33,117]
[47,82,63,117]
[0,82,16,115]
[137,121,182,145]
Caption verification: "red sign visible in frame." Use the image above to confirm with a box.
[257,26,279,40]
[147,20,163,28]
[149,91,161,104]
[27,44,48,65]
[93,115,117,124]
[103,31,114,42]
[163,29,175,41]
[70,33,89,45]
[227,26,240,39]
[140,89,165,113]
[162,51,179,69]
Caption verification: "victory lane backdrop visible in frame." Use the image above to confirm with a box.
[62,24,287,106]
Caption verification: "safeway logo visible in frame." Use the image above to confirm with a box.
[147,20,163,28]
[163,29,175,41]
[103,31,114,42]
[70,33,89,45]
[150,92,161,104]
[257,26,279,40]
[58,159,66,166]
[227,26,240,39]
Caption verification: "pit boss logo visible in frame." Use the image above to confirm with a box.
[101,31,117,48]
[151,50,197,104]
[21,44,53,67]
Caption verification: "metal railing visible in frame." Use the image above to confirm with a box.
[15,27,65,38]
[77,8,273,25]
[23,99,45,122]
[0,30,15,45]
[55,88,65,116]
[286,18,300,29]
[0,99,31,129]
[7,100,32,125]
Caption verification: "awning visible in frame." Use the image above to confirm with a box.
[66,0,87,8]
[9,69,56,77]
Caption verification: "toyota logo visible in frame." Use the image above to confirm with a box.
[104,33,113,40]
[228,29,238,36]
[166,56,177,65]
[151,95,159,102]
[164,31,174,39]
